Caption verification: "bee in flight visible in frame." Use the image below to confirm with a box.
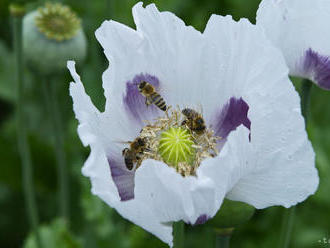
[138,81,167,111]
[181,108,206,134]
[122,137,148,170]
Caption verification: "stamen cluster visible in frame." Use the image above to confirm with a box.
[137,107,220,176]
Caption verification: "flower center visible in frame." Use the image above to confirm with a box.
[158,127,195,166]
[135,107,220,176]
[35,3,81,41]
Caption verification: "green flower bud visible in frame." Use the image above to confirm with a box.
[209,199,255,229]
[23,3,86,75]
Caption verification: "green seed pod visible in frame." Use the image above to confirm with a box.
[23,3,87,75]
[158,127,195,167]
[9,4,26,17]
[209,199,255,229]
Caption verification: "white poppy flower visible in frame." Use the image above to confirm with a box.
[257,0,330,90]
[68,3,319,247]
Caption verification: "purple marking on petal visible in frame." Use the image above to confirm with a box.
[213,97,250,147]
[123,74,162,125]
[108,157,135,201]
[303,48,330,90]
[192,214,209,226]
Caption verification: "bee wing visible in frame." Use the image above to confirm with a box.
[158,85,172,102]
[197,102,204,115]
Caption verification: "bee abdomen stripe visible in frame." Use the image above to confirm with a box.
[158,102,166,108]
[158,101,166,107]
[151,93,161,101]
[154,97,164,106]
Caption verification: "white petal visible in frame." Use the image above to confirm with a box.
[257,0,330,89]
[202,15,284,122]
[68,60,121,202]
[201,15,319,208]
[68,61,138,144]
[79,141,174,246]
[68,61,174,246]
[68,61,100,146]
[198,125,253,209]
[69,61,137,200]
[70,3,320,246]
[227,103,318,208]
[95,20,145,111]
[132,3,207,106]
[226,75,319,208]
[134,159,216,225]
[96,3,219,113]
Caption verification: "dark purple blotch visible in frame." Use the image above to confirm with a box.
[303,48,330,90]
[192,214,209,226]
[213,97,251,147]
[110,73,162,201]
[123,73,162,125]
[108,157,135,201]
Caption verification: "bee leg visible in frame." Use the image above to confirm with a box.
[145,98,151,107]
[144,148,152,153]
[165,107,170,118]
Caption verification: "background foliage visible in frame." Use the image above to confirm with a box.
[1,0,329,247]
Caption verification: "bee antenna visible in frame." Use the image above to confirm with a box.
[114,140,132,145]
[198,103,204,115]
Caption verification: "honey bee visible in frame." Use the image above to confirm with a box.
[122,137,148,170]
[138,81,167,111]
[181,108,206,134]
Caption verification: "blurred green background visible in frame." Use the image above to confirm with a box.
[1,0,330,247]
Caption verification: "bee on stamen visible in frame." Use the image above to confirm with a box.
[181,108,206,134]
[138,81,167,111]
[122,137,149,170]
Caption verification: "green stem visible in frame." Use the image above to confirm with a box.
[278,206,296,248]
[216,235,230,248]
[173,221,185,248]
[278,79,312,248]
[11,8,42,248]
[42,78,69,222]
[301,79,313,123]
[106,0,113,18]
[215,228,233,248]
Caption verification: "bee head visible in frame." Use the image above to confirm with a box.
[137,137,146,146]
[138,81,147,91]
[182,108,190,116]
[196,118,205,125]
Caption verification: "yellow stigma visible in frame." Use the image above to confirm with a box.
[158,127,195,166]
[35,3,81,41]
